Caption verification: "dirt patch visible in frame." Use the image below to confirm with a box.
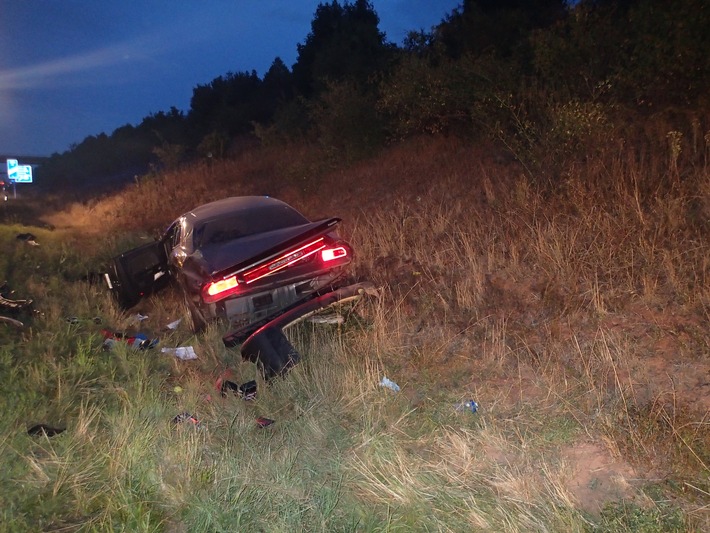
[562,440,639,515]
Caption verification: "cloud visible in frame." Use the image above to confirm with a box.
[0,33,181,91]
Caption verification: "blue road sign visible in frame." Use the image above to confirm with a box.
[6,159,32,183]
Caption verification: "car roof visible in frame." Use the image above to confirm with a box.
[184,196,298,221]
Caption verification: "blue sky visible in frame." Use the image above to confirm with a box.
[0,1,461,156]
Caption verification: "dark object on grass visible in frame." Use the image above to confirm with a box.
[241,327,301,380]
[0,293,32,310]
[221,379,257,400]
[27,424,65,437]
[172,412,200,426]
[0,282,33,323]
[101,329,158,350]
[16,233,39,246]
[0,315,23,327]
[256,417,274,428]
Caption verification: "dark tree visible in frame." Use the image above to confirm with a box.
[291,0,395,97]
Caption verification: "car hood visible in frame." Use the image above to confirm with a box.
[190,218,339,277]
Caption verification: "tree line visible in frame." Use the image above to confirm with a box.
[41,0,710,189]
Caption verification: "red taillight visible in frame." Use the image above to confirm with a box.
[243,238,325,284]
[321,246,348,262]
[203,275,239,303]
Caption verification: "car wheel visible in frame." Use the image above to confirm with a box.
[184,294,208,334]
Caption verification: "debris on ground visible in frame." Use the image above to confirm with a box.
[454,400,479,413]
[102,330,159,350]
[165,318,182,330]
[16,233,39,246]
[129,313,149,323]
[240,326,300,379]
[255,417,274,428]
[161,346,197,360]
[0,316,23,328]
[27,424,65,437]
[0,283,33,310]
[66,316,102,325]
[171,412,201,427]
[221,379,257,400]
[380,376,401,392]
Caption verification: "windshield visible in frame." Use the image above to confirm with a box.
[193,204,309,248]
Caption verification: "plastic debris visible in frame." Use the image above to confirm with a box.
[27,424,65,437]
[102,330,159,351]
[130,313,149,323]
[455,400,479,413]
[380,376,400,392]
[172,412,200,427]
[0,316,23,327]
[221,379,257,400]
[166,318,182,330]
[66,316,102,325]
[16,233,39,246]
[161,346,197,360]
[256,417,274,428]
[0,294,32,310]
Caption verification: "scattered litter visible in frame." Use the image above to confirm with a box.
[130,313,149,323]
[102,330,159,351]
[27,424,65,437]
[0,293,32,309]
[221,379,257,401]
[161,346,197,360]
[172,412,201,427]
[173,386,183,393]
[16,233,39,246]
[256,417,274,428]
[455,400,479,413]
[379,376,400,392]
[66,316,101,325]
[166,318,182,330]
[307,313,345,325]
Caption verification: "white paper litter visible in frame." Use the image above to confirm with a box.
[161,346,197,360]
[166,318,182,330]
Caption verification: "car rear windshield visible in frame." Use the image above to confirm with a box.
[193,205,309,248]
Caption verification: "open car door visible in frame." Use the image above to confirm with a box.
[104,240,171,309]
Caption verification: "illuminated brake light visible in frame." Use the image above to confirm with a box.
[243,238,325,284]
[204,276,239,302]
[321,246,347,262]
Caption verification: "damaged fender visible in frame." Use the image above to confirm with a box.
[229,282,377,378]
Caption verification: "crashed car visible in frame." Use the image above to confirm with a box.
[105,196,373,375]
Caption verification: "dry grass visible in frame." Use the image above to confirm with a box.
[3,117,709,530]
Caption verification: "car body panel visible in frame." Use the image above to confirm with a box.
[235,282,377,377]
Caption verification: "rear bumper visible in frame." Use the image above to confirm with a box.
[222,281,377,348]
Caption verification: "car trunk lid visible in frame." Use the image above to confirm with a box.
[199,217,341,278]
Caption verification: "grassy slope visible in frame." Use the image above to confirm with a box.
[1,133,708,531]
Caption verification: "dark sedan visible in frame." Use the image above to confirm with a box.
[105,196,372,375]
